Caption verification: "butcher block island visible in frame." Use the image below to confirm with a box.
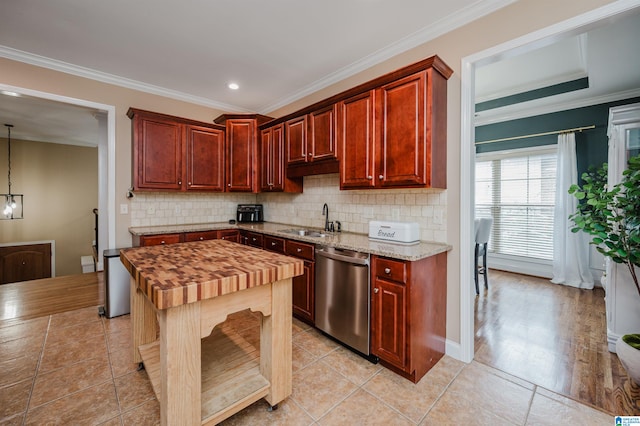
[120,239,303,425]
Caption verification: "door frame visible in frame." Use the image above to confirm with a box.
[0,84,116,272]
[458,0,640,363]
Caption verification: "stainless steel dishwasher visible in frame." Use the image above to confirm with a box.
[315,246,371,356]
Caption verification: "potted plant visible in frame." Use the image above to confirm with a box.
[568,153,640,383]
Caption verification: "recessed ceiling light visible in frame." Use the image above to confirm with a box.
[228,83,239,90]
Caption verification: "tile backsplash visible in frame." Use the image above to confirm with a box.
[130,174,447,243]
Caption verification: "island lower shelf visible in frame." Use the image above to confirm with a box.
[138,325,270,425]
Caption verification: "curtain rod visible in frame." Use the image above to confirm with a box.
[475,125,596,145]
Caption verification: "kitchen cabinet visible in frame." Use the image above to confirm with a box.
[183,230,219,242]
[128,108,226,192]
[285,240,315,324]
[340,60,450,189]
[339,90,376,189]
[263,235,286,254]
[135,233,183,247]
[260,124,302,193]
[284,106,340,177]
[214,114,273,193]
[370,252,447,383]
[241,230,264,248]
[218,229,240,243]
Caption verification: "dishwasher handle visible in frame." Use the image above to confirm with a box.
[316,248,369,266]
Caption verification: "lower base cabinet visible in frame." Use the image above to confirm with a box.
[370,252,447,383]
[284,240,315,325]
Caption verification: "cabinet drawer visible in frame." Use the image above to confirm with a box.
[140,233,182,246]
[218,229,240,243]
[184,230,218,242]
[375,257,407,284]
[264,236,286,254]
[245,232,264,248]
[285,240,315,261]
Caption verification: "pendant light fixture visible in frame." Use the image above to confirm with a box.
[2,124,23,220]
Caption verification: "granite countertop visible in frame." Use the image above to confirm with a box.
[129,222,452,261]
[120,239,303,310]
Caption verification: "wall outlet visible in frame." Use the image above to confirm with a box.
[119,204,128,215]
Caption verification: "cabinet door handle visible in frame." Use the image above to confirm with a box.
[160,241,166,244]
[199,237,204,240]
[227,183,231,187]
[367,176,373,180]
[374,287,379,293]
[308,153,313,156]
[188,182,192,186]
[379,175,384,180]
[271,242,276,246]
[296,248,302,253]
[384,267,391,275]
[178,181,182,185]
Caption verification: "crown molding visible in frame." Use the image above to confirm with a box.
[0,46,253,113]
[257,0,518,114]
[474,87,640,126]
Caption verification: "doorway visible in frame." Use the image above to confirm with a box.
[0,84,116,274]
[459,1,640,362]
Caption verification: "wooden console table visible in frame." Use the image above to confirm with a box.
[120,239,303,425]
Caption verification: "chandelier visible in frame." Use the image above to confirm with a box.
[2,124,23,220]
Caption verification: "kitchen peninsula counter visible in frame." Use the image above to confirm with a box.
[129,221,452,261]
[120,239,303,425]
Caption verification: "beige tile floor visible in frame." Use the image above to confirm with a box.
[0,306,614,425]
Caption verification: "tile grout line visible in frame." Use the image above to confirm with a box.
[102,315,124,425]
[21,314,52,425]
[415,361,467,425]
[523,384,538,425]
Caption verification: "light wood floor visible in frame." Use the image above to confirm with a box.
[475,269,640,415]
[0,272,103,326]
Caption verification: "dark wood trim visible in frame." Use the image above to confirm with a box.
[127,108,226,131]
[286,159,339,178]
[213,114,273,126]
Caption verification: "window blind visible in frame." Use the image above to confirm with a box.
[476,147,557,261]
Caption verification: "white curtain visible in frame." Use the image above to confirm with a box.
[551,132,594,289]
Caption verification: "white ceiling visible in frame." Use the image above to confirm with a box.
[0,1,639,146]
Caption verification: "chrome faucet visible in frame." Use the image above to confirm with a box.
[322,203,330,232]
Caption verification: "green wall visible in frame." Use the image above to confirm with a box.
[475,97,640,179]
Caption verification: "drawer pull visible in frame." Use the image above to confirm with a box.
[374,288,379,293]
[384,267,391,275]
[160,241,166,244]
[297,248,302,253]
[199,237,204,240]
[271,242,276,246]
[379,174,384,180]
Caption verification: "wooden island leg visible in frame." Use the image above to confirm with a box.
[130,276,157,364]
[158,301,202,426]
[261,278,293,407]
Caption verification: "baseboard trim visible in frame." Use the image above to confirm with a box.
[445,338,467,362]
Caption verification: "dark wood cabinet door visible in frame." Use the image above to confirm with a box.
[185,125,225,192]
[218,229,240,243]
[371,278,407,370]
[285,115,307,166]
[183,230,218,242]
[308,104,337,162]
[139,233,183,246]
[0,244,52,284]
[226,119,256,192]
[292,260,314,324]
[377,71,427,187]
[339,90,376,189]
[134,115,183,190]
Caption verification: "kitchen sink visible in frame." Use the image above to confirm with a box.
[278,228,327,238]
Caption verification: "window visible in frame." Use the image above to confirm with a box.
[476,146,557,261]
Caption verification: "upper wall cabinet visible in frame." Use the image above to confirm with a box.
[341,61,450,190]
[128,108,226,192]
[214,114,273,193]
[261,55,452,188]
[260,123,303,193]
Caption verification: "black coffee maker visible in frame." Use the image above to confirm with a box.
[236,204,264,223]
